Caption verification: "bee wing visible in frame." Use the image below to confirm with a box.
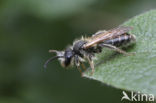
[83,26,133,49]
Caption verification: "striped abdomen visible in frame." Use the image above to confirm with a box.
[103,33,136,47]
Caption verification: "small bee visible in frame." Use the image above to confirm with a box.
[44,26,136,75]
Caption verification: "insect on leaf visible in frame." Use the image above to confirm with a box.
[84,10,156,96]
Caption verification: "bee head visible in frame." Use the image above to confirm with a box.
[44,48,74,69]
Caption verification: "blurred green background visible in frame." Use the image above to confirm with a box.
[0,0,155,103]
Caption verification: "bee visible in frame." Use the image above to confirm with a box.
[44,26,136,76]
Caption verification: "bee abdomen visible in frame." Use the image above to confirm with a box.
[103,33,136,47]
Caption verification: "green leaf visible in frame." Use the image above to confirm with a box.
[84,10,156,96]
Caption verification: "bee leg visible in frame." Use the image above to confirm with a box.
[87,56,95,75]
[81,63,86,70]
[77,66,84,77]
[100,44,135,56]
[75,55,84,76]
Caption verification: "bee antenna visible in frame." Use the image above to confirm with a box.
[44,56,63,69]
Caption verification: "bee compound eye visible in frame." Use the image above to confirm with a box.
[65,48,74,58]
